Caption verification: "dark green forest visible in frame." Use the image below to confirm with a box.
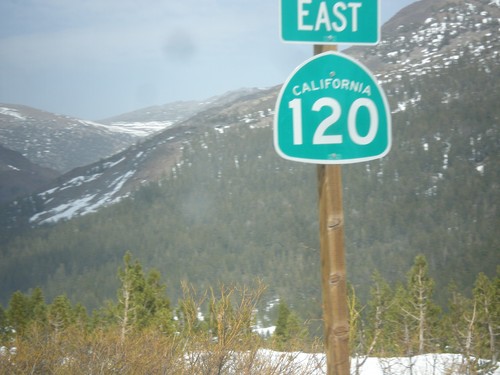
[0,57,498,334]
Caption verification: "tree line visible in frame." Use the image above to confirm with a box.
[0,253,498,374]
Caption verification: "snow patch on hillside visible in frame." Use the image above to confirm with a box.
[0,107,26,121]
[101,121,174,137]
[375,1,500,86]
[59,173,103,191]
[30,194,97,224]
[30,170,136,224]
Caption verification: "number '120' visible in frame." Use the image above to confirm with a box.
[288,97,379,146]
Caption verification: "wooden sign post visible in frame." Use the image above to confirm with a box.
[315,42,350,375]
[317,163,350,375]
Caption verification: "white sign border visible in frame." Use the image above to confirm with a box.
[279,0,382,46]
[273,50,392,165]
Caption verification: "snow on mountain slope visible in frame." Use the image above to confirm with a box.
[23,87,277,226]
[95,120,175,137]
[0,88,271,176]
[99,88,269,136]
[26,143,178,225]
[0,104,136,173]
[348,0,500,103]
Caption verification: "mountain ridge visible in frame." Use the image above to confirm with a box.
[0,103,135,173]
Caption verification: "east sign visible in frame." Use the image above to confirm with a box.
[280,0,380,45]
[274,51,391,164]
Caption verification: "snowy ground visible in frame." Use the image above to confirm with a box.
[2,345,499,374]
[253,351,499,374]
[184,350,499,374]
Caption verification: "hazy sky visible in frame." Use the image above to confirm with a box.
[0,0,417,120]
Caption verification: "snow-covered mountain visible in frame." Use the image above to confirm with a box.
[0,99,214,175]
[0,104,137,173]
[2,0,499,228]
[0,88,273,181]
[9,87,277,226]
[348,0,500,95]
[0,88,269,211]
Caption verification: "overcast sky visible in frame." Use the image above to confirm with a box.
[0,0,417,120]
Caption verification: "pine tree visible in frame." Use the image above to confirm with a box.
[114,252,175,341]
[447,283,476,361]
[48,294,74,333]
[73,302,89,332]
[365,271,394,356]
[29,287,47,328]
[446,271,499,374]
[285,310,307,342]
[274,299,307,348]
[385,282,412,356]
[404,255,440,355]
[473,271,498,363]
[274,300,291,343]
[6,291,30,336]
[116,252,144,341]
[144,269,175,335]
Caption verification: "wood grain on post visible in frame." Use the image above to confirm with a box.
[315,44,350,375]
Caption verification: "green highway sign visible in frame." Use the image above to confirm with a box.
[274,51,391,164]
[280,0,380,45]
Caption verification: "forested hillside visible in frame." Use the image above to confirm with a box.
[0,55,498,329]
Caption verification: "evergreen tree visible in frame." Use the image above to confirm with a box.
[385,282,412,356]
[73,302,89,332]
[6,291,31,336]
[473,271,499,363]
[447,283,479,371]
[284,309,307,343]
[274,300,291,343]
[48,294,74,333]
[274,299,307,348]
[446,271,499,374]
[404,255,441,355]
[116,252,140,341]
[144,269,175,335]
[4,288,49,337]
[29,287,47,328]
[365,271,394,356]
[113,252,175,341]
